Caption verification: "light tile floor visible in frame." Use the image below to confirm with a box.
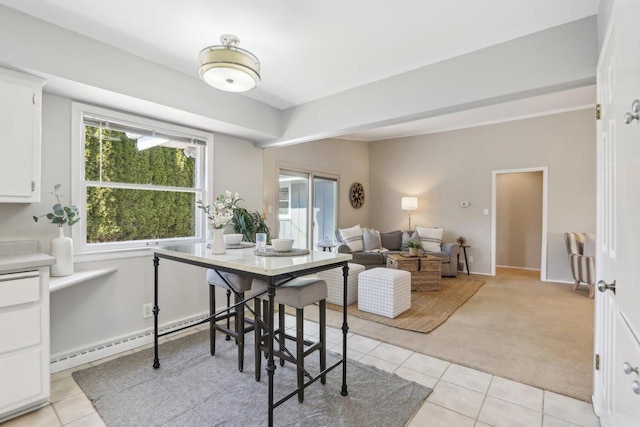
[2,317,600,427]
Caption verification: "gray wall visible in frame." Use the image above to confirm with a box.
[496,172,543,270]
[369,109,596,282]
[0,93,264,357]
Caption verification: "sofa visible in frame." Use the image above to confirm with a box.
[335,227,460,277]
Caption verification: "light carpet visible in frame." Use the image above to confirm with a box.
[73,329,431,427]
[329,276,485,333]
[317,268,594,401]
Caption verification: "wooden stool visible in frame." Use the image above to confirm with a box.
[252,277,327,403]
[207,270,254,372]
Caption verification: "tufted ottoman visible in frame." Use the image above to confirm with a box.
[357,267,411,318]
[317,263,366,306]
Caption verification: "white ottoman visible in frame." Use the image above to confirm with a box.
[318,263,366,306]
[358,267,411,318]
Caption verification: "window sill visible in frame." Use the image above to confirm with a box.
[50,267,118,292]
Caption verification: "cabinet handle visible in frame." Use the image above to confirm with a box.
[623,362,639,375]
[632,381,640,395]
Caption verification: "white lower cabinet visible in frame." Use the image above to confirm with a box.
[0,269,50,422]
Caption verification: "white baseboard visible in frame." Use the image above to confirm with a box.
[496,265,541,271]
[50,311,209,373]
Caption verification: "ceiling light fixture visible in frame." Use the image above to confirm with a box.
[199,34,260,92]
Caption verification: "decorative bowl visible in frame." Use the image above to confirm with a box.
[223,234,243,245]
[271,238,294,252]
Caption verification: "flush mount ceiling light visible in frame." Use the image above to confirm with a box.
[199,34,261,92]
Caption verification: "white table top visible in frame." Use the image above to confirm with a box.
[155,243,352,277]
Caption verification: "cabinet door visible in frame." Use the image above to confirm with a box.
[0,68,44,203]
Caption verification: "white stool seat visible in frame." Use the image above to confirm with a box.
[358,267,411,318]
[318,263,365,306]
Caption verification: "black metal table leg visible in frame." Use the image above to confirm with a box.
[463,246,470,275]
[267,277,276,427]
[341,263,349,396]
[153,255,160,369]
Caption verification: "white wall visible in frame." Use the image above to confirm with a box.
[0,92,263,359]
[262,138,370,238]
[369,109,596,281]
[496,172,543,270]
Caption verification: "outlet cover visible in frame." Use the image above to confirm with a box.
[143,303,153,319]
[469,256,474,263]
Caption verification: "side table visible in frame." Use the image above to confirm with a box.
[458,245,470,275]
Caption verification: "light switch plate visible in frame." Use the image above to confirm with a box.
[483,208,489,215]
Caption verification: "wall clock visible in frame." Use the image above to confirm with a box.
[349,182,365,209]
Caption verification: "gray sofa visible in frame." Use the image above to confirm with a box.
[335,229,460,277]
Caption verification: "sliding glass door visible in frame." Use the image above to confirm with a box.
[278,169,337,250]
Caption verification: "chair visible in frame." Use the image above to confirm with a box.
[563,232,595,298]
[252,277,327,403]
[207,270,254,371]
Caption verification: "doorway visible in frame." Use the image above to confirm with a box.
[277,168,338,250]
[491,167,548,280]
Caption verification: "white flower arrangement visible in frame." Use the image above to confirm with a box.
[197,191,240,229]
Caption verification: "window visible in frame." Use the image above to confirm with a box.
[71,103,211,252]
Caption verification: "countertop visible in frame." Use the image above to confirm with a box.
[0,240,56,273]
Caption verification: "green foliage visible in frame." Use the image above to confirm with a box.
[83,127,196,243]
[33,184,80,227]
[232,207,271,243]
[402,240,424,249]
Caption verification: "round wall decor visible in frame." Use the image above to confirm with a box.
[349,182,365,209]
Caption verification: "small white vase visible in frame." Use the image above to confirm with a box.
[210,228,226,255]
[51,227,73,277]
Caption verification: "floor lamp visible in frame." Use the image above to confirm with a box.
[401,197,418,230]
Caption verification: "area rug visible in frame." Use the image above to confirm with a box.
[329,276,485,333]
[73,330,431,426]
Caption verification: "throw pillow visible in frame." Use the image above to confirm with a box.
[401,231,420,247]
[584,233,596,258]
[415,226,444,252]
[338,225,364,252]
[363,228,382,251]
[380,230,403,251]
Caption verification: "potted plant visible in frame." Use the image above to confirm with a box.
[402,240,424,256]
[232,207,271,244]
[33,184,81,276]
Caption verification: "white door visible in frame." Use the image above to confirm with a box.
[594,0,640,424]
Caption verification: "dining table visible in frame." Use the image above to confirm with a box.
[151,243,352,427]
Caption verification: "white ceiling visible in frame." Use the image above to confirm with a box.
[0,0,598,113]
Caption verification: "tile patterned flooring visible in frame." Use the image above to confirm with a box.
[2,317,600,427]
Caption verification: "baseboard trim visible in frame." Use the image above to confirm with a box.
[50,311,209,373]
[496,265,541,271]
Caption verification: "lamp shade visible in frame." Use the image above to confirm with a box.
[199,34,260,92]
[401,197,418,211]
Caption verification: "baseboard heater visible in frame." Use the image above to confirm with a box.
[50,311,209,373]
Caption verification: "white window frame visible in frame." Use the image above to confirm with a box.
[71,102,213,254]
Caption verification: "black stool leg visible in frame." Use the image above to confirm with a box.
[279,304,286,367]
[263,300,269,359]
[254,298,262,381]
[209,285,216,356]
[296,308,304,403]
[235,292,245,372]
[320,299,326,384]
[225,289,231,341]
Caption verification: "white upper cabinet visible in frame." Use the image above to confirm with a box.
[0,68,45,203]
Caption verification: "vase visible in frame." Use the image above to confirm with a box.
[409,247,419,257]
[51,227,73,276]
[210,228,226,255]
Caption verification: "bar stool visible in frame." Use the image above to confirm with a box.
[252,277,327,403]
[207,270,254,372]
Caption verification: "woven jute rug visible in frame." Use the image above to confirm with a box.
[328,276,485,333]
